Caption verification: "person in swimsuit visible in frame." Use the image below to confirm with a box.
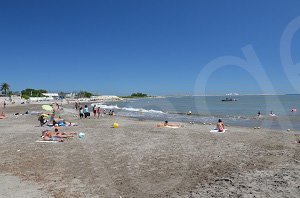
[216,119,225,132]
[93,105,97,118]
[0,112,6,119]
[157,121,182,127]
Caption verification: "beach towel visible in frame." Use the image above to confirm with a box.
[47,123,78,127]
[164,125,180,129]
[210,129,227,133]
[35,140,58,143]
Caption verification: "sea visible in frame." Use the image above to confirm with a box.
[92,95,300,131]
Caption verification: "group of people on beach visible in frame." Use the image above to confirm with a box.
[78,104,115,119]
[256,108,297,118]
[41,128,76,142]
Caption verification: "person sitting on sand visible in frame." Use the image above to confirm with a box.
[157,121,182,127]
[111,110,116,116]
[38,114,47,126]
[216,119,225,132]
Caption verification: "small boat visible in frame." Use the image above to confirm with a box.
[221,98,238,102]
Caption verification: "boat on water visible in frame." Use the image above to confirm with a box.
[221,98,238,102]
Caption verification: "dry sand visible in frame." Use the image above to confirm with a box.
[0,104,300,197]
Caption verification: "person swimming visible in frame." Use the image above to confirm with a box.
[257,111,261,117]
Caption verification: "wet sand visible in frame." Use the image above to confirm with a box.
[0,104,300,197]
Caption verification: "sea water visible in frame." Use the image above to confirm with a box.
[97,95,300,131]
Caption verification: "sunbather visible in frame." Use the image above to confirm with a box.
[41,129,77,141]
[157,121,182,127]
[216,119,225,132]
[0,112,6,119]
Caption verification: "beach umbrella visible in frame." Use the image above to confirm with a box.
[41,113,49,118]
[42,105,53,111]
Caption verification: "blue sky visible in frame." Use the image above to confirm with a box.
[0,0,300,95]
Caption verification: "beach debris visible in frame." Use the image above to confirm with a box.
[202,122,206,125]
[287,129,291,132]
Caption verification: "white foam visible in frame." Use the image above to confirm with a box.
[91,104,164,114]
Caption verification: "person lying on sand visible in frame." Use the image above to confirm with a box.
[41,129,77,141]
[51,117,78,127]
[0,112,6,119]
[157,121,182,127]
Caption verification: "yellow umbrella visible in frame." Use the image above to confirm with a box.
[42,105,53,111]
[41,113,49,118]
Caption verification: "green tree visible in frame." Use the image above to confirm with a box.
[21,88,48,97]
[131,92,148,97]
[76,91,93,98]
[1,82,10,96]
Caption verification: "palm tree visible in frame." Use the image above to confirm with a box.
[1,82,10,96]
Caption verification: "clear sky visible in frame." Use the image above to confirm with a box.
[1,0,300,96]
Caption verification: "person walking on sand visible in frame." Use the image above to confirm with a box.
[97,107,101,118]
[79,107,84,119]
[93,105,97,118]
[3,101,6,108]
[84,105,89,118]
[216,119,225,132]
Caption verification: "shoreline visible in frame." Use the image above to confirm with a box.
[2,102,300,133]
[0,104,300,197]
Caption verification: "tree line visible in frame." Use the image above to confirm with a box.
[0,82,94,99]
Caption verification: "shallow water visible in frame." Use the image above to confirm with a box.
[96,95,300,131]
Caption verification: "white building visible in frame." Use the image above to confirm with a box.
[90,95,121,101]
[43,93,59,97]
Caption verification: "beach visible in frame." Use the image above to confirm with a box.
[0,104,300,197]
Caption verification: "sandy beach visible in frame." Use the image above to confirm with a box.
[0,104,300,197]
